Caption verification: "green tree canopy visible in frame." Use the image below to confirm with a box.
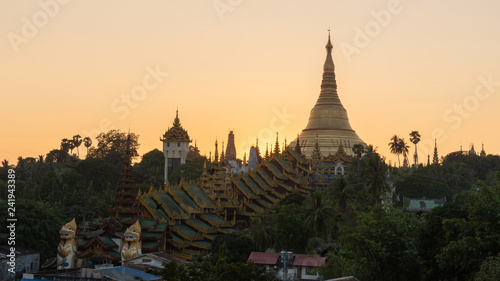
[133,148,165,187]
[0,199,64,262]
[87,129,139,160]
[211,233,254,264]
[321,206,421,281]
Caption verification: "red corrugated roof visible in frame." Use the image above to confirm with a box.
[293,254,325,267]
[247,252,280,265]
[247,252,325,267]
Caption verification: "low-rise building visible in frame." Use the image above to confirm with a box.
[0,246,39,281]
[248,251,325,281]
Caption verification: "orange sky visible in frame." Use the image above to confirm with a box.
[1,0,499,166]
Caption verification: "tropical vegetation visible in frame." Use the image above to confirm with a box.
[1,130,500,281]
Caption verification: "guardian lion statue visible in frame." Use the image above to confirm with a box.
[57,218,78,269]
[121,220,142,261]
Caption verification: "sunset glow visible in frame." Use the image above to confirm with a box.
[1,0,499,164]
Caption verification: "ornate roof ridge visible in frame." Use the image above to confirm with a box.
[160,110,191,143]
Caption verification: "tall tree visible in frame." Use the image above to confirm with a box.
[60,138,71,153]
[83,137,92,157]
[304,192,335,239]
[399,138,410,168]
[133,149,165,187]
[211,234,254,264]
[274,204,307,253]
[250,214,275,252]
[72,135,82,158]
[87,129,139,160]
[332,176,349,215]
[352,143,364,159]
[2,159,11,168]
[389,135,402,167]
[410,131,421,167]
[68,141,75,155]
[364,153,389,204]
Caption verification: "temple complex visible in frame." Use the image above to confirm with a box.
[138,142,313,260]
[55,33,363,267]
[289,33,366,157]
[72,136,169,267]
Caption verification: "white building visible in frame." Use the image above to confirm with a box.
[160,110,191,184]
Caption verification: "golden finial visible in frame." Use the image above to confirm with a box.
[324,29,335,72]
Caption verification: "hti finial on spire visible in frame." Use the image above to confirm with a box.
[326,28,333,52]
[324,29,335,72]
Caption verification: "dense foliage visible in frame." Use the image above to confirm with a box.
[152,243,279,281]
[1,130,500,280]
[0,199,64,261]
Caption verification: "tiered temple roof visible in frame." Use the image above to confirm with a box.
[77,135,169,266]
[138,148,313,259]
[160,110,191,143]
[108,134,140,225]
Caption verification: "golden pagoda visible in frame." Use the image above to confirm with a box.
[289,32,366,157]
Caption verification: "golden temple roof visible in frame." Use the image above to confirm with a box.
[160,110,191,143]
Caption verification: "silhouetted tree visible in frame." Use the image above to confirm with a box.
[73,135,82,158]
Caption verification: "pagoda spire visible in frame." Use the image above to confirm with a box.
[432,139,439,165]
[225,131,237,161]
[221,141,225,162]
[274,132,280,155]
[214,138,219,163]
[315,30,340,106]
[108,133,139,225]
[480,143,486,157]
[324,30,334,73]
[295,134,302,155]
[255,138,262,161]
[173,109,180,127]
[289,31,365,158]
[311,140,322,163]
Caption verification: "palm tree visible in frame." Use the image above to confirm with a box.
[364,153,388,204]
[352,143,365,158]
[73,135,82,158]
[250,214,275,252]
[388,135,402,167]
[409,131,421,167]
[83,137,92,157]
[69,142,75,155]
[399,138,410,168]
[304,192,335,239]
[366,144,377,153]
[61,138,71,153]
[2,159,10,168]
[332,177,349,215]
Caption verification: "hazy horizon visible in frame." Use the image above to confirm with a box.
[2,0,499,164]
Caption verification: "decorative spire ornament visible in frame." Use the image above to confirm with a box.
[288,31,365,158]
